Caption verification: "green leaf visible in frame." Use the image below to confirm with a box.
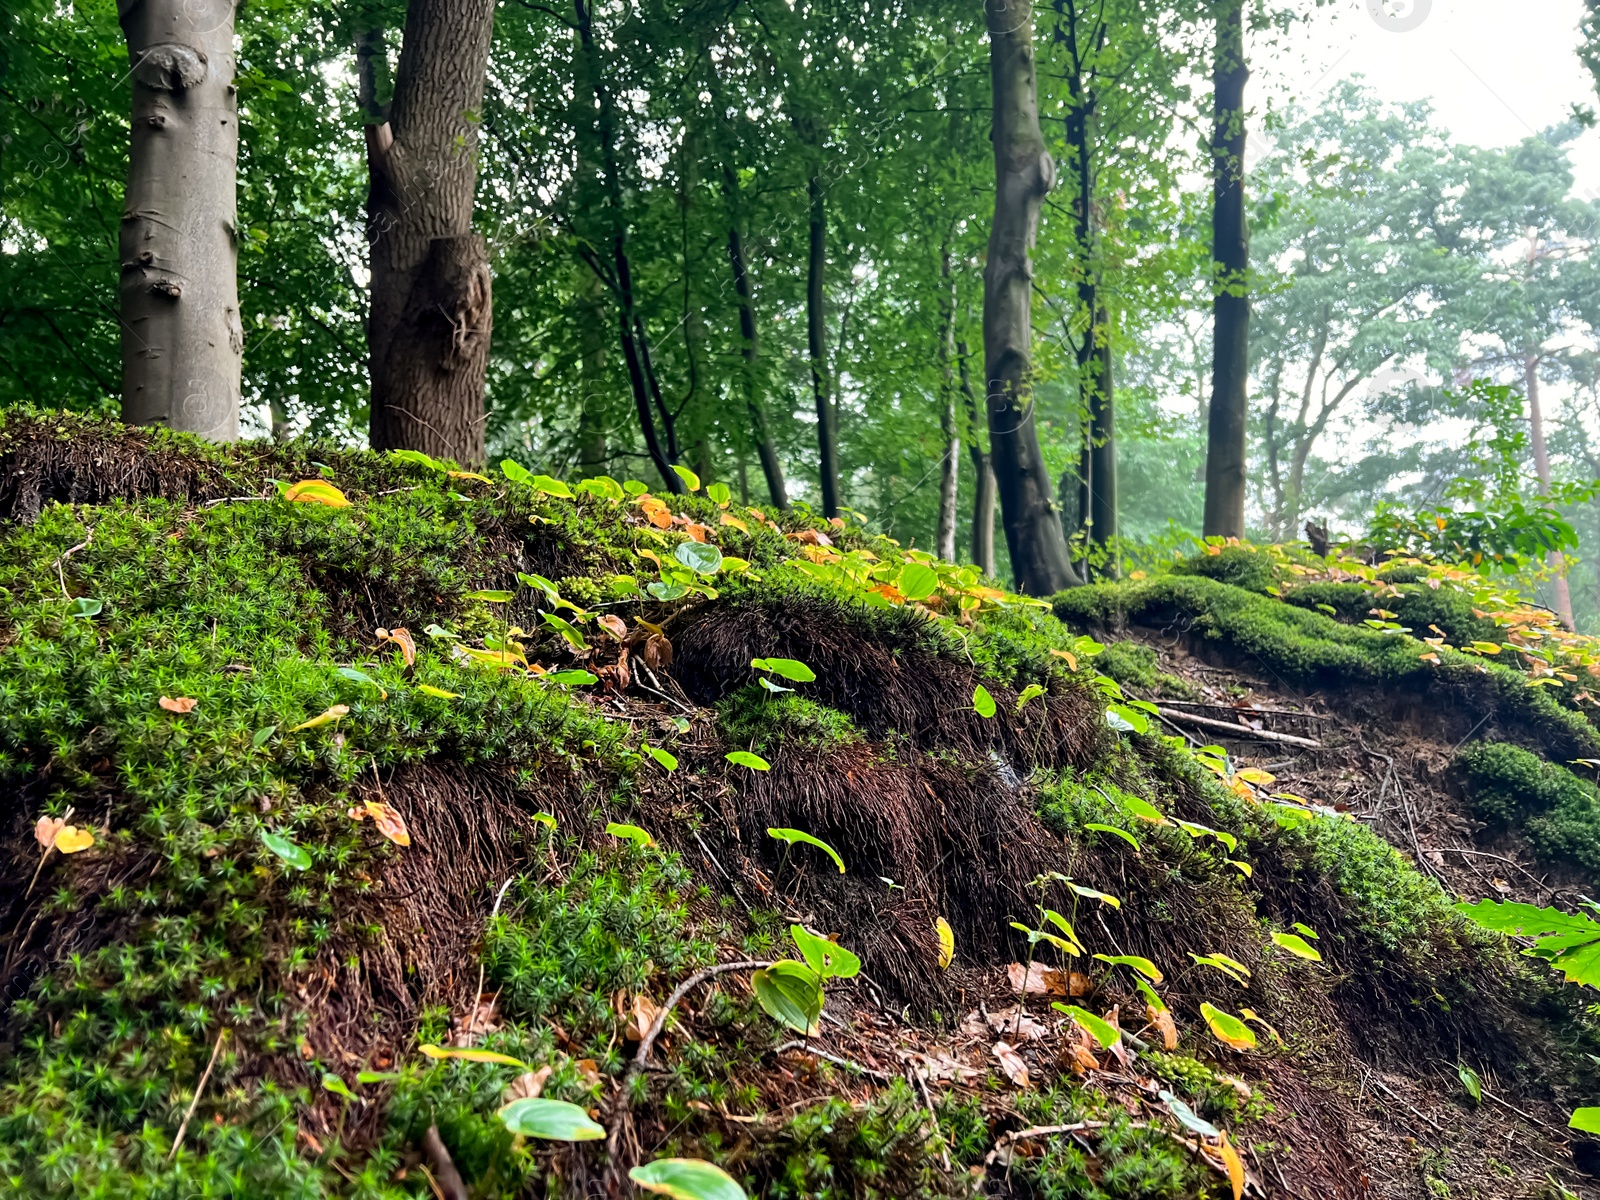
[896,562,939,602]
[972,685,996,718]
[751,961,824,1034]
[751,657,816,682]
[1068,882,1121,909]
[606,822,655,848]
[1200,1002,1257,1050]
[501,459,534,486]
[543,669,597,686]
[758,677,794,694]
[517,571,562,600]
[1270,932,1323,962]
[417,684,460,699]
[644,744,679,771]
[767,827,845,872]
[1106,704,1150,734]
[1292,922,1319,940]
[672,464,702,492]
[1159,1089,1221,1138]
[67,597,103,618]
[337,666,383,691]
[727,750,771,771]
[424,623,460,640]
[357,1070,402,1084]
[251,725,276,749]
[419,1044,529,1067]
[466,590,514,603]
[1135,977,1168,1013]
[1457,1063,1482,1104]
[623,480,650,496]
[542,613,589,650]
[260,830,311,871]
[675,540,723,575]
[1189,952,1251,984]
[321,1073,354,1101]
[531,812,558,829]
[1093,953,1163,983]
[1084,822,1141,850]
[1456,899,1600,986]
[706,482,732,505]
[574,475,625,502]
[391,449,445,472]
[530,474,574,498]
[1052,1003,1121,1049]
[790,925,861,979]
[1115,794,1171,826]
[499,1098,606,1141]
[630,1158,748,1200]
[1015,683,1046,711]
[1570,1107,1600,1135]
[648,582,689,601]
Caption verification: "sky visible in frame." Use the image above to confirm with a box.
[1261,0,1600,192]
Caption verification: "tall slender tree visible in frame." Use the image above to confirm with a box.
[1202,0,1249,537]
[982,0,1080,594]
[118,0,242,440]
[365,0,496,465]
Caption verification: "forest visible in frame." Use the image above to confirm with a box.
[13,0,1600,1198]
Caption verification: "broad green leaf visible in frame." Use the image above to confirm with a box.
[1189,952,1251,984]
[517,571,562,599]
[767,827,844,872]
[1052,1003,1120,1048]
[644,744,679,771]
[1093,953,1163,983]
[499,1098,605,1141]
[727,750,771,771]
[419,1044,529,1068]
[706,482,732,505]
[1200,1003,1257,1050]
[1458,1063,1482,1103]
[790,925,861,980]
[1106,704,1149,734]
[606,822,655,848]
[1015,683,1046,710]
[1135,977,1168,1013]
[337,667,385,694]
[251,725,277,749]
[544,669,597,686]
[751,657,817,682]
[501,459,535,485]
[623,480,650,496]
[424,623,460,640]
[1571,1107,1600,1135]
[671,464,702,492]
[574,475,625,502]
[357,1070,402,1084]
[1115,794,1171,826]
[542,613,588,649]
[1069,882,1121,909]
[1042,909,1082,950]
[531,812,558,828]
[1084,822,1141,850]
[417,684,460,699]
[67,597,103,617]
[972,685,996,719]
[391,449,445,472]
[630,1158,748,1200]
[648,581,689,601]
[1158,1089,1221,1138]
[322,1073,354,1101]
[260,830,311,871]
[530,474,573,498]
[1456,899,1600,987]
[1270,932,1323,962]
[466,590,514,603]
[936,917,955,969]
[1292,922,1319,940]
[751,961,823,1034]
[896,562,939,602]
[675,540,723,575]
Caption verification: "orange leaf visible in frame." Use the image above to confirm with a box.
[377,627,417,667]
[647,508,674,529]
[1149,1005,1178,1050]
[365,800,411,847]
[159,696,198,714]
[34,815,64,851]
[682,523,713,543]
[1216,1132,1244,1200]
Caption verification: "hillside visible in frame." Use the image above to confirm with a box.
[3,413,1599,1200]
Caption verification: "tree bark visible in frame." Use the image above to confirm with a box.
[1089,309,1116,564]
[982,0,1079,595]
[724,177,788,508]
[576,271,609,476]
[808,168,842,518]
[118,0,242,441]
[365,0,495,465]
[1526,354,1575,629]
[936,246,961,563]
[958,339,996,576]
[1202,0,1250,538]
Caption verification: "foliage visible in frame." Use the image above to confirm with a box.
[1457,743,1600,877]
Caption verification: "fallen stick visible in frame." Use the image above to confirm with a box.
[773,1040,894,1081]
[422,1126,469,1200]
[1155,707,1322,748]
[169,1027,229,1160]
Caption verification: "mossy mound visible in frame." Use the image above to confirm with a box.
[2,414,1597,1199]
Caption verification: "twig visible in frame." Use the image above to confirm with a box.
[53,530,93,598]
[635,665,697,716]
[1368,1075,1447,1135]
[1438,847,1549,893]
[422,1126,469,1200]
[908,1065,952,1170]
[202,495,270,507]
[169,1027,229,1160]
[467,877,516,1040]
[1481,1086,1561,1133]
[773,1040,894,1081]
[1154,707,1322,748]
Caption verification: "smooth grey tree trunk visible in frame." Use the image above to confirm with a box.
[982,0,1079,595]
[1203,0,1250,538]
[807,169,842,518]
[576,271,609,476]
[366,0,495,465]
[118,0,241,440]
[935,247,961,563]
[1526,354,1575,628]
[957,340,996,576]
[1089,312,1116,568]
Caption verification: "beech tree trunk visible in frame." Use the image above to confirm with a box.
[959,339,996,576]
[724,173,789,509]
[808,169,842,518]
[936,247,961,563]
[576,272,609,476]
[1203,0,1250,538]
[982,0,1079,595]
[1526,354,1576,629]
[365,0,495,466]
[118,0,242,440]
[1089,310,1116,565]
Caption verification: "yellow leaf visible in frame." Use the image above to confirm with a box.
[1217,1131,1244,1200]
[1233,768,1275,786]
[447,471,493,483]
[54,825,95,854]
[365,800,411,847]
[1050,649,1079,671]
[1149,1005,1178,1050]
[283,479,352,507]
[416,684,459,699]
[418,1044,528,1068]
[290,704,350,732]
[719,513,749,532]
[936,917,955,970]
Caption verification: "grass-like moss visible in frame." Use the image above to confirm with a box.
[1458,742,1600,877]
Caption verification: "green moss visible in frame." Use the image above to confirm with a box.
[1284,580,1499,646]
[1099,641,1160,689]
[1171,546,1279,593]
[717,686,863,752]
[1458,742,1600,876]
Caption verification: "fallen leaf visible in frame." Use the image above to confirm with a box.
[1149,1005,1179,1050]
[985,1006,1049,1043]
[502,1065,553,1105]
[643,633,673,669]
[53,825,95,854]
[159,695,198,713]
[1007,961,1055,995]
[284,479,352,507]
[376,627,417,667]
[1064,1037,1101,1075]
[34,815,64,851]
[290,704,350,732]
[597,614,628,641]
[917,1048,979,1085]
[682,523,713,543]
[624,993,661,1042]
[787,528,833,547]
[719,513,749,532]
[575,1058,602,1088]
[1215,1131,1245,1200]
[365,800,411,847]
[991,1041,1030,1088]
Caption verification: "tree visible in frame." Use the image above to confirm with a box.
[1201,0,1247,537]
[118,0,242,440]
[365,0,496,465]
[982,0,1080,594]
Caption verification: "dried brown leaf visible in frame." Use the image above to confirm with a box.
[159,695,198,713]
[991,1041,1030,1088]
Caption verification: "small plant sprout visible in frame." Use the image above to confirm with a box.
[606,822,656,849]
[972,684,997,718]
[751,926,860,1041]
[751,656,816,695]
[631,1158,749,1200]
[1015,683,1046,711]
[767,826,845,874]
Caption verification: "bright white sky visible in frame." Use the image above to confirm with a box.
[1262,0,1600,188]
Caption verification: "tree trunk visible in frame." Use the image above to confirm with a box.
[958,339,996,576]
[1089,309,1116,566]
[725,178,788,508]
[1526,354,1575,628]
[366,0,495,465]
[936,246,961,563]
[981,0,1079,595]
[576,271,608,476]
[118,0,242,441]
[1202,0,1250,538]
[808,169,842,518]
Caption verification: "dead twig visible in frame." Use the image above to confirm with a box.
[1155,707,1322,748]
[422,1126,469,1200]
[772,1040,894,1081]
[907,1065,952,1170]
[169,1027,229,1160]
[466,877,516,1040]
